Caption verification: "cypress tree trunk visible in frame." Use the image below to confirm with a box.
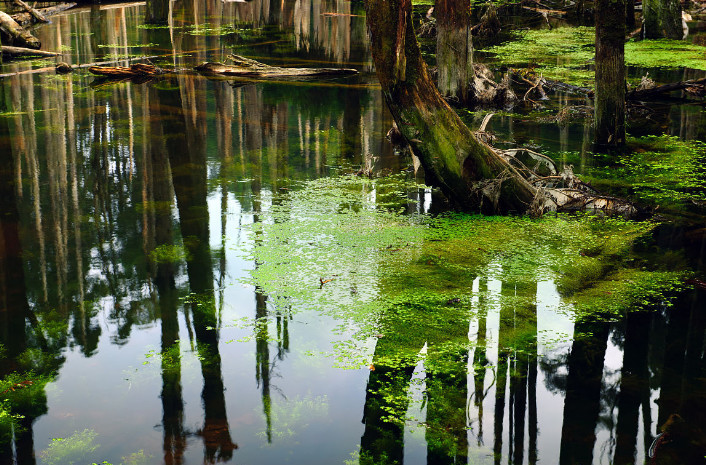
[146,0,170,25]
[436,0,473,104]
[594,0,626,149]
[363,0,536,213]
[643,0,683,39]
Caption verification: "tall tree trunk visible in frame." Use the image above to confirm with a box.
[145,0,170,25]
[643,0,683,39]
[363,0,536,213]
[594,0,626,149]
[436,0,473,104]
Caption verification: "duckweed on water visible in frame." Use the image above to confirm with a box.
[581,135,706,210]
[484,27,706,84]
[239,175,688,371]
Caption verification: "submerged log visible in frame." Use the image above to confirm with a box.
[0,10,40,49]
[11,3,76,27]
[628,77,706,99]
[195,54,358,78]
[88,63,164,78]
[1,45,59,57]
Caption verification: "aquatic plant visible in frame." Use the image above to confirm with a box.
[39,429,100,465]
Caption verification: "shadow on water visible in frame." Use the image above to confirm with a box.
[0,1,705,464]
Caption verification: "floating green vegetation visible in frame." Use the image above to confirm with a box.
[484,27,706,85]
[185,23,250,36]
[483,27,595,85]
[625,39,706,70]
[241,175,687,360]
[149,244,189,264]
[0,372,52,416]
[582,135,706,210]
[40,429,100,465]
[97,43,157,48]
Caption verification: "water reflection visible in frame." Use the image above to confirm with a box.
[0,1,705,465]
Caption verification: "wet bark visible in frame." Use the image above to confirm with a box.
[363,0,536,213]
[1,45,59,57]
[195,55,358,78]
[10,3,75,28]
[643,0,683,39]
[594,0,626,149]
[0,10,40,49]
[436,0,473,104]
[145,0,170,25]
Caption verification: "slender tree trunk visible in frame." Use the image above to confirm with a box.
[145,0,170,25]
[363,0,536,213]
[436,0,473,104]
[594,0,626,149]
[643,0,683,39]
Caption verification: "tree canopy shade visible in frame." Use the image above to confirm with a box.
[362,0,536,213]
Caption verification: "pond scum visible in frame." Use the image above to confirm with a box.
[227,173,689,461]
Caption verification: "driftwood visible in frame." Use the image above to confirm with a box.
[11,3,75,27]
[195,54,358,78]
[88,63,164,78]
[628,77,706,100]
[1,44,59,57]
[13,0,47,24]
[0,10,40,48]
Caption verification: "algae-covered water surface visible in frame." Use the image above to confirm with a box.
[1,1,706,465]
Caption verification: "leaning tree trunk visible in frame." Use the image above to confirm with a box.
[594,0,626,149]
[363,0,536,213]
[643,0,683,39]
[436,0,473,104]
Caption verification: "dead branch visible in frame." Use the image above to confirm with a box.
[88,63,164,78]
[195,54,358,78]
[11,3,75,27]
[1,44,59,57]
[13,0,47,24]
[627,77,706,100]
[0,9,40,48]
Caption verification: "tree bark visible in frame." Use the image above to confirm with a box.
[11,3,76,28]
[12,0,48,24]
[145,0,169,25]
[0,10,40,49]
[436,0,473,104]
[1,45,59,57]
[594,0,626,149]
[363,0,536,213]
[195,55,358,78]
[643,0,683,39]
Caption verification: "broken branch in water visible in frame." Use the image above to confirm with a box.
[11,2,76,27]
[195,54,358,78]
[1,44,60,57]
[88,63,164,78]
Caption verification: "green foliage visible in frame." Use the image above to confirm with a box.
[625,39,706,70]
[583,135,706,209]
[149,244,189,264]
[40,429,100,465]
[484,27,706,85]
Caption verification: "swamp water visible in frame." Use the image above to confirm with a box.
[0,1,705,464]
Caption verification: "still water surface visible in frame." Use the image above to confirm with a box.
[0,2,705,465]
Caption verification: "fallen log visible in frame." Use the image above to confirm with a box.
[0,10,40,49]
[88,63,164,77]
[11,3,76,27]
[195,54,358,78]
[627,77,706,100]
[13,0,48,24]
[1,44,60,57]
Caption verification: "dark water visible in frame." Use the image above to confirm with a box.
[0,2,705,465]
